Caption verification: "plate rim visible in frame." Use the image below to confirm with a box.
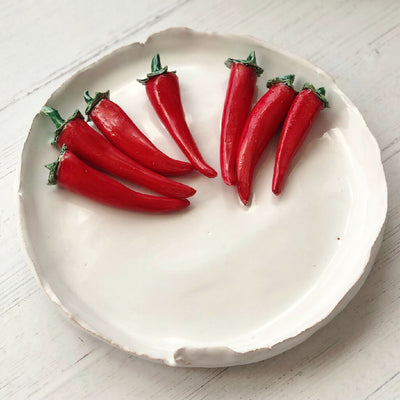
[16,27,388,367]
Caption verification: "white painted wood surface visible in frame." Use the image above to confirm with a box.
[1,0,399,398]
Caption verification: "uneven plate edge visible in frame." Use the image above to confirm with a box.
[15,27,388,367]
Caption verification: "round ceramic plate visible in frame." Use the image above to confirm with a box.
[18,28,387,367]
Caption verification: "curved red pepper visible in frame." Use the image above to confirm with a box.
[236,75,296,205]
[45,146,190,213]
[84,91,193,176]
[272,84,329,195]
[138,54,217,178]
[41,107,196,199]
[220,51,263,185]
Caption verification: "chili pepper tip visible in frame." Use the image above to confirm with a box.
[272,183,281,196]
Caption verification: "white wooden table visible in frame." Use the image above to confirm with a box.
[1,1,399,398]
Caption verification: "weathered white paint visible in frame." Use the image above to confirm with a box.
[1,0,400,398]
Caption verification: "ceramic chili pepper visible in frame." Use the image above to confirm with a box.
[236,75,296,205]
[45,146,190,213]
[84,90,193,176]
[272,84,329,195]
[220,51,264,186]
[41,106,195,199]
[138,54,217,178]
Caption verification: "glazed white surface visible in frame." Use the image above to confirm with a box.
[2,0,400,398]
[18,30,386,366]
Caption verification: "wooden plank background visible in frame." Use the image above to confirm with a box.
[1,1,399,398]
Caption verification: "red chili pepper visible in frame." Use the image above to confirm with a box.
[41,107,195,199]
[272,84,329,195]
[236,75,296,205]
[83,90,193,176]
[45,146,190,213]
[220,51,264,186]
[138,54,217,178]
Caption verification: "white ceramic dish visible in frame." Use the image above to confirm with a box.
[18,28,387,367]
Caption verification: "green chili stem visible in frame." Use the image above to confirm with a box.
[41,106,85,143]
[302,83,329,108]
[224,50,264,77]
[41,106,65,129]
[137,53,174,85]
[267,74,296,89]
[45,144,68,185]
[83,90,110,116]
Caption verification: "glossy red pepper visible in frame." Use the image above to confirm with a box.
[272,84,329,195]
[45,146,189,213]
[41,107,196,199]
[236,75,296,205]
[220,51,263,185]
[83,90,193,176]
[138,54,217,178]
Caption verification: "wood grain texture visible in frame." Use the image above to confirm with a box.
[1,0,400,399]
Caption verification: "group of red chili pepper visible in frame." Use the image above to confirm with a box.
[221,51,329,204]
[43,52,328,213]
